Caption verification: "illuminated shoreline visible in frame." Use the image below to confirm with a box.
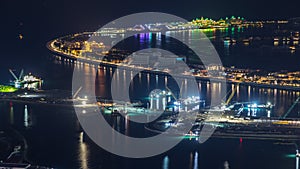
[47,40,300,91]
[47,26,300,91]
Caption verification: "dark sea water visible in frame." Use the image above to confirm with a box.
[1,27,300,169]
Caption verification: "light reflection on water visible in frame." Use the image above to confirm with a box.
[0,82,298,169]
[9,102,14,125]
[193,152,198,169]
[24,105,29,127]
[79,132,89,169]
[73,62,300,118]
[50,29,300,168]
[162,156,169,169]
[3,58,294,168]
[2,28,300,168]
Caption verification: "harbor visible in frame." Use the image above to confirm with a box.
[2,11,300,168]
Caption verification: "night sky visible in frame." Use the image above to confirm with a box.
[0,0,299,64]
[1,0,299,40]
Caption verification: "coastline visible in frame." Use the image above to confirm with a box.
[47,40,300,92]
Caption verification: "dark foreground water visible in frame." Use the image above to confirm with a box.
[1,28,300,169]
[0,100,298,169]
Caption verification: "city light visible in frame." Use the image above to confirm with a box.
[2,6,300,169]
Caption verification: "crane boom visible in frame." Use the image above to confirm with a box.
[9,69,18,81]
[19,69,24,80]
[225,85,237,105]
[165,85,178,101]
[282,96,300,118]
[73,86,83,99]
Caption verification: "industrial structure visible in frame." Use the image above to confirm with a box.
[9,69,43,90]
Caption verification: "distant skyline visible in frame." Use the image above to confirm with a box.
[1,0,299,36]
[0,0,299,63]
[0,0,299,84]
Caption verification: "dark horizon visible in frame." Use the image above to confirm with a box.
[2,1,300,168]
[0,0,300,70]
[1,0,300,36]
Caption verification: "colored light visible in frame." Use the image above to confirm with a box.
[285,154,297,158]
[0,85,18,93]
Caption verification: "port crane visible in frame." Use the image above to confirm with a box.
[9,69,42,89]
[165,80,185,102]
[9,69,23,88]
[165,85,178,101]
[73,86,83,99]
[282,96,300,119]
[222,84,239,106]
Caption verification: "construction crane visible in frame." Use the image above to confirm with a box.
[165,80,185,102]
[282,96,300,119]
[9,69,23,88]
[165,85,178,101]
[9,69,42,89]
[222,84,238,106]
[73,86,83,99]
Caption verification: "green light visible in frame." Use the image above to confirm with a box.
[285,154,296,158]
[126,113,141,116]
[182,135,198,139]
[238,27,241,33]
[225,27,229,33]
[103,110,112,114]
[0,85,18,93]
[202,28,215,32]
